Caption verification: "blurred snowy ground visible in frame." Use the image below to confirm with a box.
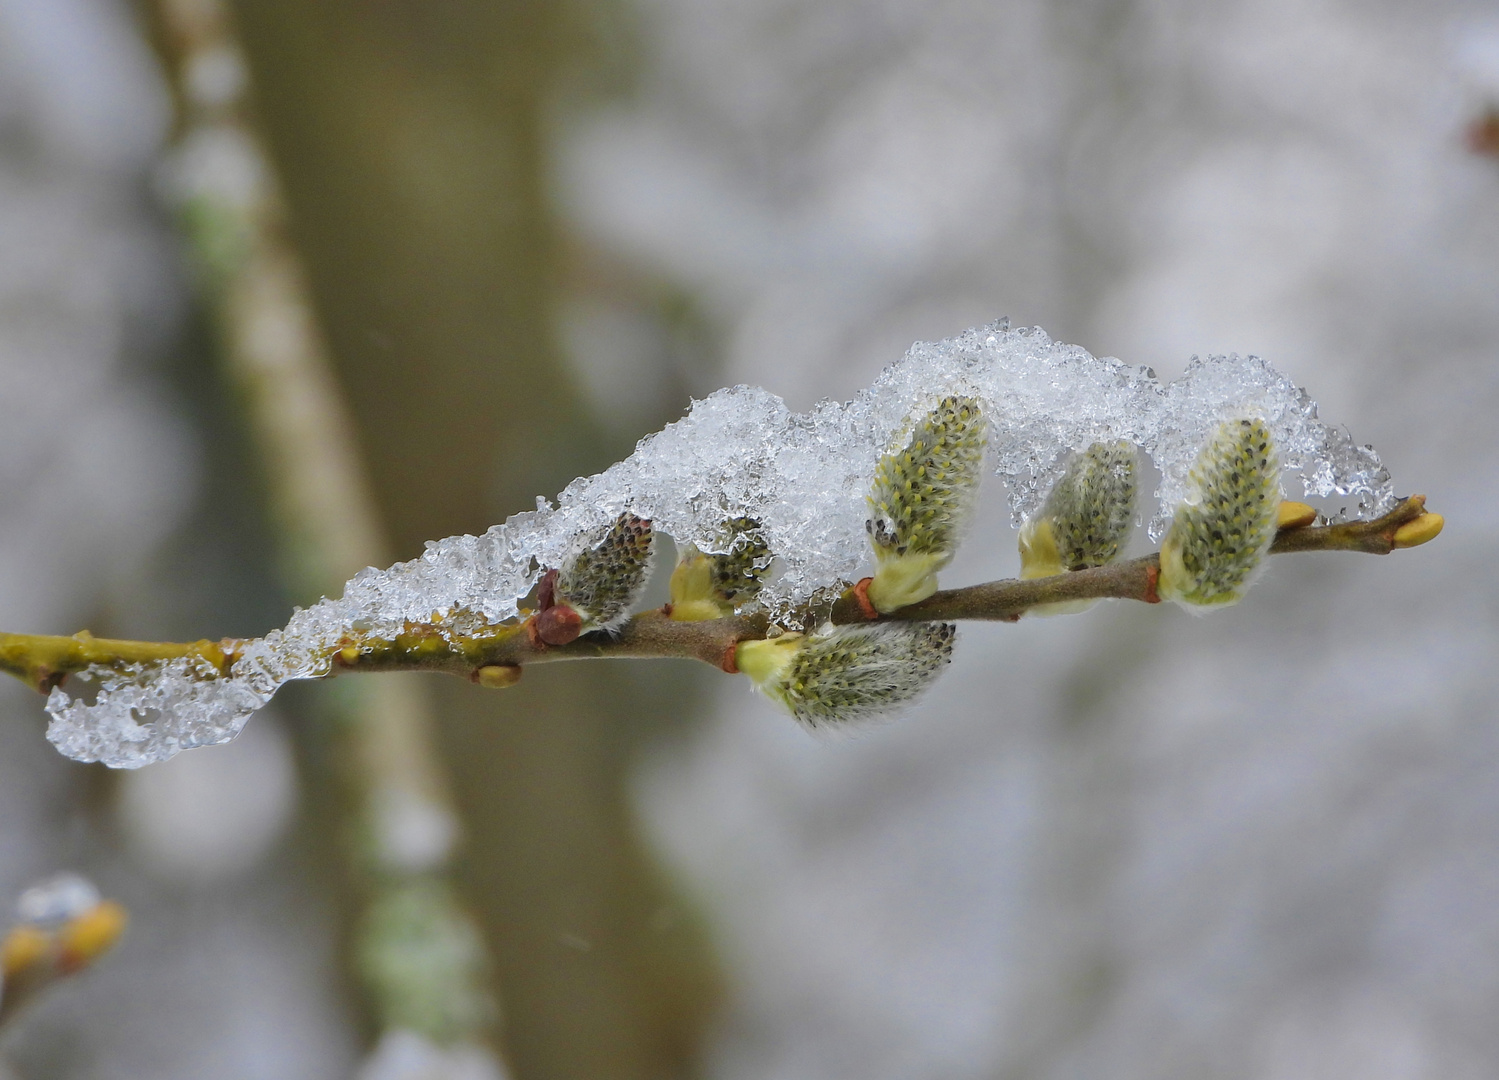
[559,1,1499,1077]
[0,0,353,1075]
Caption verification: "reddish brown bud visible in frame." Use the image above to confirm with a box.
[534,603,583,646]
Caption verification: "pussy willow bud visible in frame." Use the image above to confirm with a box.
[734,621,956,728]
[542,513,653,642]
[1017,440,1137,615]
[865,396,987,612]
[669,517,771,622]
[1020,440,1138,577]
[1159,417,1280,609]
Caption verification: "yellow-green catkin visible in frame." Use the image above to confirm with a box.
[734,622,956,728]
[865,396,987,613]
[555,513,654,630]
[1018,440,1138,615]
[1158,417,1281,610]
[669,517,771,621]
[1020,440,1138,577]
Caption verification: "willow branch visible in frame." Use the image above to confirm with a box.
[0,496,1437,692]
[841,494,1434,624]
[0,633,229,694]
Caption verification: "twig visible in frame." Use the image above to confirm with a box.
[0,496,1438,690]
[0,632,226,695]
[840,494,1434,623]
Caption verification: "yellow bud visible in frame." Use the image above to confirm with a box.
[669,551,713,608]
[56,901,127,971]
[1016,516,1098,617]
[1392,512,1443,549]
[733,633,804,688]
[475,664,522,689]
[1,925,50,980]
[1017,518,1065,581]
[669,599,728,622]
[1276,501,1317,530]
[864,551,945,614]
[668,550,728,621]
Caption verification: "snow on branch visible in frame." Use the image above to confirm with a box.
[1,320,1434,768]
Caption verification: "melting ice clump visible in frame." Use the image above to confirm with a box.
[46,321,1394,768]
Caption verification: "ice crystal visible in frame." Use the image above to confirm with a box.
[44,320,1395,768]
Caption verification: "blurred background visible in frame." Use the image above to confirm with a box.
[0,0,1496,1076]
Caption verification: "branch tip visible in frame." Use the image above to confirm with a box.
[1276,501,1317,530]
[1392,511,1444,549]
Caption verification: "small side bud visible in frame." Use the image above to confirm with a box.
[1392,512,1443,549]
[551,513,654,633]
[866,396,987,612]
[1159,417,1280,610]
[474,664,522,689]
[533,600,584,647]
[734,621,956,728]
[669,517,772,621]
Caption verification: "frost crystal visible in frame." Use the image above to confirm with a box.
[44,320,1395,768]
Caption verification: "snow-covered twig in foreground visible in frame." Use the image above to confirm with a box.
[0,320,1441,767]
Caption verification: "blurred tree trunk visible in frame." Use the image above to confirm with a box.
[227,3,719,1076]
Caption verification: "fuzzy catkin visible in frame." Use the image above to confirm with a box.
[1159,418,1280,608]
[555,513,654,629]
[865,396,987,612]
[1042,441,1138,571]
[708,517,771,608]
[669,517,772,621]
[738,622,956,728]
[867,396,987,558]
